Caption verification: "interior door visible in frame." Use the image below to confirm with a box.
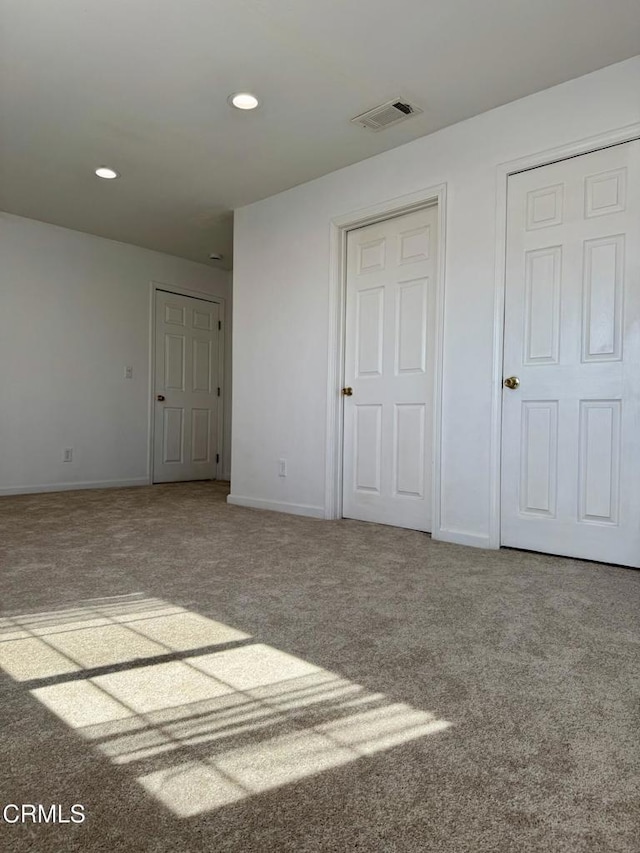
[342,206,438,531]
[153,290,221,483]
[501,140,640,567]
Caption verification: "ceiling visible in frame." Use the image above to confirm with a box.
[1,1,638,270]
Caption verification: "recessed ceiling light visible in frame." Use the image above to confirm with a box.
[95,166,120,180]
[228,92,259,111]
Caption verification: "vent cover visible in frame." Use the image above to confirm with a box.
[350,98,423,131]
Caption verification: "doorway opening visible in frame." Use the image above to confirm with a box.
[150,286,225,484]
[498,137,640,567]
[326,185,447,532]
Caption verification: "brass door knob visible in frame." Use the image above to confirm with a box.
[157,394,166,401]
[503,376,520,390]
[342,387,353,397]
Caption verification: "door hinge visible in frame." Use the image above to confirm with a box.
[218,320,222,330]
[217,387,221,397]
[216,453,220,464]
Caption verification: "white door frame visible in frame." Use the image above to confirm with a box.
[148,281,226,484]
[488,123,640,549]
[325,183,448,528]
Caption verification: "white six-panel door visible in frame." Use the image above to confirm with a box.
[153,291,221,483]
[501,140,640,567]
[343,206,438,531]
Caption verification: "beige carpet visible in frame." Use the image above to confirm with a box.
[0,482,638,852]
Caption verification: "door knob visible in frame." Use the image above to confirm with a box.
[156,394,165,401]
[503,376,520,390]
[342,387,353,397]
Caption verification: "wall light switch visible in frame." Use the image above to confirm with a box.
[125,366,133,379]
[63,448,73,463]
[278,458,287,477]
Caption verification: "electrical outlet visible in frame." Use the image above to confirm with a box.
[124,366,133,379]
[278,458,287,477]
[63,448,73,463]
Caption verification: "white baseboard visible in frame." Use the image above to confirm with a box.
[226,494,325,519]
[433,527,495,549]
[0,478,150,497]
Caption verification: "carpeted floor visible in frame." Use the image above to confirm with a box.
[0,481,638,853]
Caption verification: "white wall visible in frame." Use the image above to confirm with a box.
[0,213,232,494]
[230,56,640,543]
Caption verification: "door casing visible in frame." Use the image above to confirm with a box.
[149,282,226,484]
[326,184,448,530]
[490,123,640,550]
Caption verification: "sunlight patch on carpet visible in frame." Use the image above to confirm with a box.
[0,593,452,817]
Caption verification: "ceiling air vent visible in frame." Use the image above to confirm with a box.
[350,98,423,131]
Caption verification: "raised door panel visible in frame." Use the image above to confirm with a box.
[395,278,428,375]
[393,404,425,498]
[164,304,186,326]
[353,405,382,494]
[193,339,212,393]
[581,236,623,362]
[519,401,558,516]
[192,308,213,331]
[165,335,186,390]
[191,409,211,463]
[398,225,430,265]
[526,184,564,230]
[163,408,184,464]
[358,238,386,274]
[356,287,384,378]
[523,247,561,364]
[584,168,627,218]
[578,400,621,524]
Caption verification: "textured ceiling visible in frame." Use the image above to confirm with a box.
[1,0,638,269]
